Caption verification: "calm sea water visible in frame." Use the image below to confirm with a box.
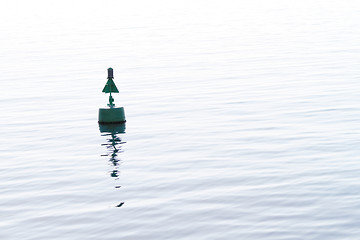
[1,0,360,239]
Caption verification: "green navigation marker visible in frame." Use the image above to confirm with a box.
[103,68,119,108]
[98,68,126,124]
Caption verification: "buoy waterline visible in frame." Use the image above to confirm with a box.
[98,68,126,124]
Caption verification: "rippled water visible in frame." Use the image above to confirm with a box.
[1,0,360,239]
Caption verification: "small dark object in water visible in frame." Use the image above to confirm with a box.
[116,202,124,207]
[115,186,121,188]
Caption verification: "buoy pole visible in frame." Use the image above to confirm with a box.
[108,68,114,108]
[109,87,114,108]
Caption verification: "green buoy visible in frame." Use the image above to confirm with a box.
[98,68,126,124]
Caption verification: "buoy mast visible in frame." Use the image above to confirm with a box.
[102,68,119,108]
[108,68,114,108]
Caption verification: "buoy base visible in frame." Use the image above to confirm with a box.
[98,107,126,124]
[98,121,126,124]
[99,122,126,133]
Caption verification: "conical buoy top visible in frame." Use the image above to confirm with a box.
[102,68,119,93]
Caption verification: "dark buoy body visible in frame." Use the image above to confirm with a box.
[98,107,126,124]
[98,68,126,124]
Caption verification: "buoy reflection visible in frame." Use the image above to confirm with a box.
[99,123,126,207]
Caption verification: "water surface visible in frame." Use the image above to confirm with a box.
[1,0,360,239]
